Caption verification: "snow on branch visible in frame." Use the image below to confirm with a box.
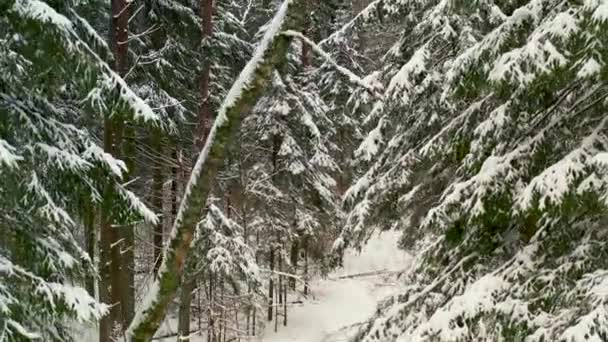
[281,30,382,98]
[0,139,23,168]
[319,0,382,46]
[125,1,306,340]
[12,0,159,123]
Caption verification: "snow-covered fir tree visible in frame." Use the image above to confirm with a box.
[234,1,344,332]
[0,0,159,340]
[337,0,608,340]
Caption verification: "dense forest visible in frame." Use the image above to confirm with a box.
[2,0,608,341]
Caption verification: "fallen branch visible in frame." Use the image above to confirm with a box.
[329,269,390,280]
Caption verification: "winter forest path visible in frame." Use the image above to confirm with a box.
[262,231,412,342]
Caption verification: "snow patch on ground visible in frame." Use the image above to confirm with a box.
[263,230,411,342]
[71,230,410,342]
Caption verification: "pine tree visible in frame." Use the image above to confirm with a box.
[0,0,159,340]
[336,0,608,340]
[238,2,348,323]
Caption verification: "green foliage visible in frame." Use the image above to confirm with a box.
[339,0,608,340]
[1,1,159,340]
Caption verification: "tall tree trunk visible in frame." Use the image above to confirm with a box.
[178,0,214,339]
[267,248,274,322]
[268,132,282,322]
[303,236,309,296]
[289,238,298,290]
[152,130,164,275]
[100,1,131,340]
[122,124,137,326]
[126,3,307,340]
[98,162,114,342]
[195,0,215,152]
[100,116,127,341]
[274,281,278,332]
[220,277,226,342]
[283,284,287,326]
[287,18,310,292]
[176,272,196,341]
[209,274,216,342]
[278,252,283,305]
[84,203,96,296]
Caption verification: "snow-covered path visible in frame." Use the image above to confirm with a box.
[72,232,410,342]
[262,231,411,342]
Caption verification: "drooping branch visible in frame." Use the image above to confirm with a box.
[318,0,382,46]
[281,30,382,98]
[125,1,306,341]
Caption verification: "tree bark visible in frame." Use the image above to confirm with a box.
[268,131,283,322]
[122,124,137,327]
[100,1,131,340]
[125,2,307,340]
[100,116,127,341]
[289,238,298,290]
[152,130,164,275]
[84,203,96,296]
[274,281,278,332]
[178,0,214,339]
[176,272,195,342]
[303,236,309,296]
[283,284,287,327]
[195,0,215,152]
[267,248,274,322]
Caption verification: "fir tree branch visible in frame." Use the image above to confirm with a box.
[281,30,382,98]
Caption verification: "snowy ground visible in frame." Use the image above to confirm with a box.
[262,230,412,342]
[73,230,410,342]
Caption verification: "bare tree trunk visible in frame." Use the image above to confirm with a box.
[126,3,307,340]
[252,306,256,336]
[303,236,309,296]
[220,277,226,342]
[267,248,274,322]
[152,131,164,275]
[195,0,215,152]
[268,127,282,321]
[289,238,298,290]
[98,176,114,342]
[210,274,216,342]
[283,284,287,327]
[123,124,137,327]
[278,250,283,305]
[84,204,96,296]
[100,116,127,341]
[198,280,202,332]
[246,301,250,337]
[234,301,240,342]
[274,282,278,332]
[178,0,214,339]
[100,1,131,340]
[177,276,195,342]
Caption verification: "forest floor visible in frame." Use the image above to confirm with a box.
[262,230,412,342]
[73,231,411,342]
